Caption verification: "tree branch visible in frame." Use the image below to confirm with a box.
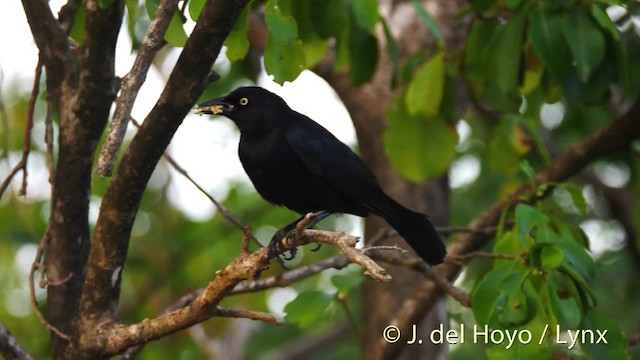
[81,1,252,337]
[0,59,41,200]
[97,0,180,177]
[41,1,125,357]
[0,324,34,360]
[20,0,71,95]
[85,229,384,356]
[378,100,640,359]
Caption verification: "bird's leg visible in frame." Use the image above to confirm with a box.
[269,211,334,265]
[306,211,333,252]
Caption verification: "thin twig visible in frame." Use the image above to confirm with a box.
[448,251,524,265]
[28,229,70,342]
[129,118,250,234]
[214,307,281,326]
[96,0,179,177]
[0,59,41,200]
[231,255,351,295]
[370,252,472,308]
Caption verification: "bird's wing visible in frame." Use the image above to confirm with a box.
[285,116,380,199]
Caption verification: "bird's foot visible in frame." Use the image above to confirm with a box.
[268,229,298,269]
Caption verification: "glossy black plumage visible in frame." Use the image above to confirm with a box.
[196,86,446,265]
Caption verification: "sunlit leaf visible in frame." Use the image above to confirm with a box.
[406,51,445,118]
[264,35,305,84]
[224,5,251,62]
[164,12,188,47]
[384,95,457,182]
[188,0,206,21]
[284,290,334,327]
[265,0,298,42]
[351,0,379,31]
[515,204,550,243]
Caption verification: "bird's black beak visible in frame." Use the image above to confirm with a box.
[193,98,234,116]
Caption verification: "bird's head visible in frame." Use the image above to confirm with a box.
[194,87,291,132]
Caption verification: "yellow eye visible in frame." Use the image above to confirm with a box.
[239,97,249,106]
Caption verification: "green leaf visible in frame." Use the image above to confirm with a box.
[486,9,526,93]
[384,95,457,182]
[188,0,206,21]
[284,290,334,327]
[505,0,524,9]
[472,266,511,327]
[488,116,529,174]
[497,271,531,326]
[591,4,619,41]
[98,0,115,8]
[562,12,606,82]
[411,0,444,46]
[348,25,378,86]
[582,310,630,360]
[515,204,550,243]
[350,0,379,32]
[561,184,587,214]
[557,240,596,282]
[264,36,305,84]
[265,0,298,42]
[471,0,495,13]
[529,9,572,81]
[520,160,536,181]
[406,51,445,118]
[331,267,364,294]
[224,5,251,62]
[69,2,87,45]
[164,12,188,47]
[310,0,348,38]
[464,20,497,89]
[541,244,564,269]
[487,341,552,360]
[548,272,582,328]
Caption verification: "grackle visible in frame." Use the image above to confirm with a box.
[195,87,446,265]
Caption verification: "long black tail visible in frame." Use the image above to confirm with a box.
[365,195,447,265]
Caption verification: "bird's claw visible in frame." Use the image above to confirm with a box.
[268,230,298,269]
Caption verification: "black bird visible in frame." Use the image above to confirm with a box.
[195,86,446,265]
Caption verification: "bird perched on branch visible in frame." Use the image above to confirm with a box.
[195,86,446,266]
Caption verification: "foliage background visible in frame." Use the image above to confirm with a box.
[1,0,640,359]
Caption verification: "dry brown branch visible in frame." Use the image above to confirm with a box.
[97,0,179,177]
[89,229,389,355]
[448,251,525,265]
[305,229,391,282]
[214,307,281,326]
[0,59,41,199]
[0,323,33,360]
[231,255,351,295]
